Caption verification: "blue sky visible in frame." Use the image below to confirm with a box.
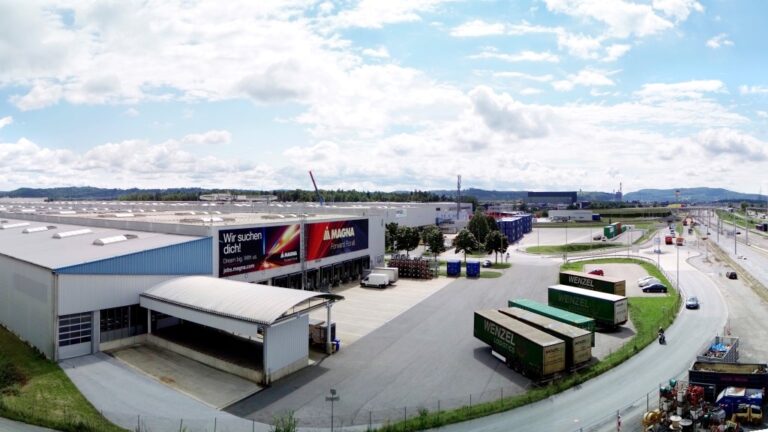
[0,0,767,194]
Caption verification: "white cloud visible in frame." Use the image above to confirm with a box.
[758,111,768,119]
[493,72,554,82]
[706,33,734,49]
[123,108,139,117]
[0,116,12,129]
[652,0,704,22]
[602,44,632,62]
[635,80,726,101]
[468,86,556,139]
[450,19,506,37]
[552,69,616,92]
[180,130,232,146]
[544,0,676,38]
[330,0,451,29]
[739,85,768,95]
[470,49,560,63]
[362,46,391,58]
[556,32,604,59]
[695,129,768,161]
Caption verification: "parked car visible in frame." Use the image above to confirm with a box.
[482,259,493,268]
[726,271,738,280]
[685,296,700,309]
[588,269,604,276]
[642,283,668,293]
[638,277,661,287]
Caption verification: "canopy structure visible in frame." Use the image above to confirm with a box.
[141,276,342,326]
[140,276,343,384]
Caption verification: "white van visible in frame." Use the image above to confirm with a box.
[361,273,390,288]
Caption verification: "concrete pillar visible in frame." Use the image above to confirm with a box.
[326,303,333,354]
[147,309,152,334]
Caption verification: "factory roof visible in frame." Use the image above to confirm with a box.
[0,217,201,270]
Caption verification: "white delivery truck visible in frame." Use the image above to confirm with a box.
[373,266,399,283]
[361,273,390,288]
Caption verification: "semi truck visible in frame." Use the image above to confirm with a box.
[508,298,596,346]
[547,284,628,329]
[559,270,626,296]
[474,309,566,380]
[689,361,768,401]
[498,307,592,370]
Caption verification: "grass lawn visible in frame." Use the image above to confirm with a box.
[377,257,680,432]
[0,326,125,432]
[526,243,622,254]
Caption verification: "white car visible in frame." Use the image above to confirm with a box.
[638,276,660,287]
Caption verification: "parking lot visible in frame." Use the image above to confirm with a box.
[227,253,637,426]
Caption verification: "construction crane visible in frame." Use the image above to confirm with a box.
[309,171,324,206]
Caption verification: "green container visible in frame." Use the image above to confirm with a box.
[474,310,566,379]
[547,285,628,329]
[499,307,592,369]
[559,270,626,296]
[603,226,615,238]
[508,298,596,346]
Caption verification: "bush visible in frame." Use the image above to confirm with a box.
[271,411,298,432]
[0,354,25,395]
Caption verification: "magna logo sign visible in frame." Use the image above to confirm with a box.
[218,225,300,277]
[306,219,368,260]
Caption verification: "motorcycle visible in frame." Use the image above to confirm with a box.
[658,332,666,344]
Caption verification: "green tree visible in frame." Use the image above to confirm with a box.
[484,230,506,263]
[423,226,447,260]
[467,209,490,244]
[397,226,421,257]
[485,214,499,232]
[453,229,479,263]
[385,223,399,252]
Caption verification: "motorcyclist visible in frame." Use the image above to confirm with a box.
[658,327,666,343]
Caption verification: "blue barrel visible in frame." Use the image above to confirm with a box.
[447,259,461,277]
[466,261,480,278]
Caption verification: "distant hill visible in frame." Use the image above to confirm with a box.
[624,188,764,203]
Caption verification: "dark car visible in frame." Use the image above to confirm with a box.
[482,259,493,268]
[643,283,668,293]
[685,296,700,309]
[726,271,738,280]
[588,269,604,276]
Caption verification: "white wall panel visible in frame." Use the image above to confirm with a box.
[0,256,54,358]
[58,274,179,315]
[264,314,309,379]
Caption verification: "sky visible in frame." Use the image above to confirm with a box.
[1,0,767,194]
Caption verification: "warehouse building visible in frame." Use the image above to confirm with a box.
[0,210,382,382]
[548,210,599,222]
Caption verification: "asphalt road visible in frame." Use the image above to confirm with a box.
[438,240,728,432]
[0,418,56,432]
[227,255,560,426]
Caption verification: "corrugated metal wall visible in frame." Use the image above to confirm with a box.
[265,314,309,378]
[56,237,212,275]
[58,274,181,315]
[0,256,55,358]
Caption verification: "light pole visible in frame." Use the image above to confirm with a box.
[676,238,680,290]
[733,211,738,256]
[564,220,568,261]
[326,389,340,432]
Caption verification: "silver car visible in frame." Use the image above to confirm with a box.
[638,276,660,287]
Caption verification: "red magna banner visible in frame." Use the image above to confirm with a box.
[306,219,368,260]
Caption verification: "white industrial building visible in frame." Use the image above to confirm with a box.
[0,208,385,384]
[548,210,599,222]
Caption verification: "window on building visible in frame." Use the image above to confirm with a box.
[58,313,92,346]
[100,305,147,342]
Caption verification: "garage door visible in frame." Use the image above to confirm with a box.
[58,312,93,359]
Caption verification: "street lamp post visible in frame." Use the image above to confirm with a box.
[565,220,569,261]
[326,389,340,432]
[734,211,738,256]
[676,238,680,290]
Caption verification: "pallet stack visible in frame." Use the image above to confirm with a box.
[388,256,434,279]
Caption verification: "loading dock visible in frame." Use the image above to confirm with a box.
[140,276,343,384]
